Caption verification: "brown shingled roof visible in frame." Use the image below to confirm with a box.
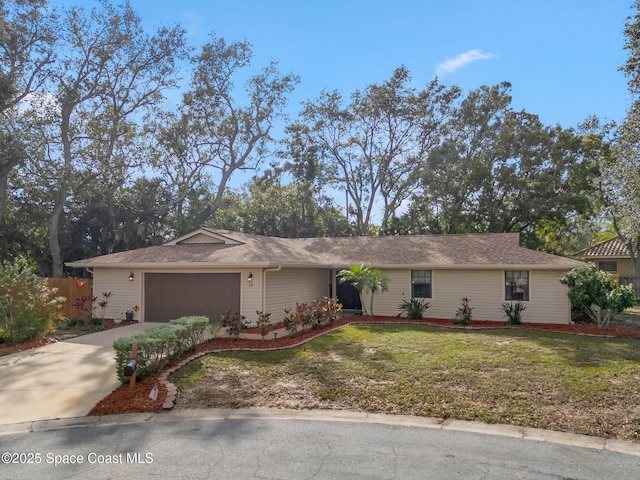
[67,229,583,270]
[581,237,630,258]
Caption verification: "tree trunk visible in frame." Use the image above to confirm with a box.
[50,107,73,278]
[628,238,640,274]
[49,197,65,278]
[369,293,375,317]
[0,173,7,224]
[358,291,367,316]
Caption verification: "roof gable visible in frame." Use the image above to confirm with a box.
[164,228,242,246]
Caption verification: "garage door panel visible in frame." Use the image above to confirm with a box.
[145,273,240,323]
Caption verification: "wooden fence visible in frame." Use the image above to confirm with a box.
[46,278,94,320]
[619,274,640,303]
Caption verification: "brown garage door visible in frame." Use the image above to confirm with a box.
[144,273,240,323]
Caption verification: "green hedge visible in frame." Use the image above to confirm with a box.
[169,315,211,350]
[113,316,209,383]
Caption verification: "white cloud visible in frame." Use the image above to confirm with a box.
[436,49,494,77]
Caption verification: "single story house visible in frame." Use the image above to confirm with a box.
[580,236,635,277]
[66,228,583,325]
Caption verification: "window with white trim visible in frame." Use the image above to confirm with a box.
[505,271,529,301]
[411,270,432,298]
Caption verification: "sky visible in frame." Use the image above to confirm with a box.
[48,0,635,129]
[46,0,636,207]
[112,0,634,130]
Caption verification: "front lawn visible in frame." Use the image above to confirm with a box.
[170,324,640,441]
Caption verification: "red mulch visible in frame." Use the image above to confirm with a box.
[88,375,167,416]
[86,315,640,417]
[0,337,55,355]
[415,317,640,338]
[0,319,138,356]
[104,319,139,330]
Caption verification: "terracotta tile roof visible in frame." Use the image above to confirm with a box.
[582,237,630,258]
[67,229,583,269]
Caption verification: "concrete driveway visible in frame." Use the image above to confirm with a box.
[0,323,164,425]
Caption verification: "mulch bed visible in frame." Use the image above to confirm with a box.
[418,317,640,338]
[88,375,167,416]
[86,316,640,417]
[0,319,137,356]
[0,337,55,355]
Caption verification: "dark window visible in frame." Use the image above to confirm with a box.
[411,270,432,298]
[505,271,529,301]
[598,261,617,273]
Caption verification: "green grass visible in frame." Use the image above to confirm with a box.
[170,324,640,441]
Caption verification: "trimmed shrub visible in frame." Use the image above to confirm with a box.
[169,316,210,350]
[318,296,342,326]
[283,297,342,337]
[500,301,527,325]
[256,311,272,340]
[283,307,300,337]
[114,334,148,382]
[222,311,248,340]
[398,297,430,319]
[453,297,473,325]
[113,316,210,383]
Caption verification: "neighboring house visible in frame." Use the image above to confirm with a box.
[580,236,635,278]
[66,228,583,325]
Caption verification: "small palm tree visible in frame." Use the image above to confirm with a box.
[337,264,390,316]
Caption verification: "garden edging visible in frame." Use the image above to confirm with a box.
[156,316,640,410]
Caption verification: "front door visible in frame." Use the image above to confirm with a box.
[336,277,362,311]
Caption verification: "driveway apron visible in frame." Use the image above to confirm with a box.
[0,323,164,425]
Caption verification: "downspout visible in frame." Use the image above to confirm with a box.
[262,265,282,313]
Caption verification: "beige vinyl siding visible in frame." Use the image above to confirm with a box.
[92,268,141,321]
[92,267,261,323]
[371,269,571,324]
[176,233,224,244]
[426,270,504,321]
[525,270,571,324]
[265,268,330,323]
[92,265,572,325]
[371,269,510,320]
[369,269,409,317]
[241,268,262,324]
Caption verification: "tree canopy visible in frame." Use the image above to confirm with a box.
[0,0,636,276]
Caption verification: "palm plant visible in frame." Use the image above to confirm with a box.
[337,264,390,316]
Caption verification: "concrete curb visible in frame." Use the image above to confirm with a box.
[1,408,638,457]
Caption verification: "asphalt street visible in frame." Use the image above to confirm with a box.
[0,414,638,480]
